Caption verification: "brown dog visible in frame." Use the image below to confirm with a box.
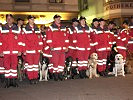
[86,53,99,79]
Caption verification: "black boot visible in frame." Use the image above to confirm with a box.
[0,74,5,83]
[79,70,84,79]
[53,73,58,81]
[99,71,105,76]
[12,78,19,87]
[34,79,38,84]
[4,78,10,88]
[58,72,63,81]
[29,79,34,85]
[83,70,87,78]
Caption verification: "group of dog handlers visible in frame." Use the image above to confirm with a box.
[0,14,132,88]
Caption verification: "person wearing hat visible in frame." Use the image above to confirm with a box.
[116,20,130,63]
[106,21,118,73]
[66,18,79,75]
[92,18,112,76]
[91,18,99,29]
[17,18,24,29]
[0,23,5,84]
[128,16,133,53]
[107,21,117,49]
[73,16,94,79]
[46,14,69,81]
[23,15,43,84]
[0,14,23,88]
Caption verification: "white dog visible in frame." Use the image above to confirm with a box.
[86,53,99,79]
[39,58,49,81]
[113,54,125,77]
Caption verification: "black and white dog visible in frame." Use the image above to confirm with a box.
[39,57,49,81]
[64,57,79,79]
[17,56,24,81]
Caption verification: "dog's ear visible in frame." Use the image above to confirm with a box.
[121,55,123,59]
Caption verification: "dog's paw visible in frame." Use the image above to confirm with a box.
[95,74,99,78]
[89,77,92,79]
[44,79,48,81]
[123,75,125,77]
[39,79,44,82]
[115,75,117,77]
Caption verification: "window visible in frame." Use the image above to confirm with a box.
[79,0,88,11]
[49,0,63,3]
[15,0,30,2]
[105,0,114,3]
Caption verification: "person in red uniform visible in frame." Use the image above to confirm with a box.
[128,16,133,53]
[46,14,69,81]
[67,18,79,68]
[1,14,23,88]
[0,25,5,83]
[92,18,111,76]
[23,15,43,84]
[116,21,130,62]
[91,18,99,52]
[74,16,93,79]
[107,21,118,73]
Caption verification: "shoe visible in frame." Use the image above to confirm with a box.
[4,78,10,88]
[83,70,87,78]
[58,72,63,81]
[0,74,5,83]
[53,73,58,81]
[29,79,34,85]
[34,79,38,84]
[12,78,19,87]
[99,71,105,76]
[79,70,84,79]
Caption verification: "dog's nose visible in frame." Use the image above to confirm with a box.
[117,58,119,60]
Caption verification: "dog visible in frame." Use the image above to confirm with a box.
[39,57,49,81]
[64,56,73,80]
[113,54,125,77]
[17,56,24,81]
[64,57,79,80]
[86,53,99,79]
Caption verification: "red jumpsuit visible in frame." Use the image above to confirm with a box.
[93,27,111,72]
[74,24,93,71]
[42,34,53,73]
[1,24,23,78]
[128,25,133,53]
[116,29,129,60]
[46,23,69,73]
[23,24,43,80]
[0,27,4,74]
[67,26,77,67]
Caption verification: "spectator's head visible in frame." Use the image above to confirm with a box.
[92,18,99,27]
[99,18,106,26]
[108,21,116,29]
[53,14,61,24]
[122,20,129,28]
[72,18,79,27]
[17,18,24,26]
[0,23,2,27]
[27,15,35,25]
[131,16,133,23]
[40,25,47,32]
[6,14,14,25]
[79,16,86,26]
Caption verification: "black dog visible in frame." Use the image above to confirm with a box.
[107,44,118,73]
[64,57,79,79]
[17,56,24,81]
